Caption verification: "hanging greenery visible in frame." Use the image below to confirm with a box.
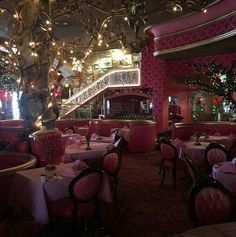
[186,60,236,103]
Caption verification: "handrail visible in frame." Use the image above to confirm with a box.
[60,68,141,118]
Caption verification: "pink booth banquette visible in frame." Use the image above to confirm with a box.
[172,122,236,141]
[0,151,37,206]
[55,119,157,153]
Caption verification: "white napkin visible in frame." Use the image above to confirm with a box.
[173,138,187,148]
[218,162,236,173]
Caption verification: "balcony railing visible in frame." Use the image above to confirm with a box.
[59,68,141,118]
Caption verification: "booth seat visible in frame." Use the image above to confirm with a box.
[172,122,236,141]
[55,119,89,133]
[55,119,156,153]
[0,119,157,153]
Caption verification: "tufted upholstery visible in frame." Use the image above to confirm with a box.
[30,129,65,167]
[194,188,232,225]
[102,151,121,210]
[207,149,228,166]
[204,142,229,173]
[49,166,103,229]
[54,119,156,153]
[173,123,236,141]
[188,176,236,227]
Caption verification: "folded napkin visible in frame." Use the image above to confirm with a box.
[91,133,99,140]
[71,160,88,170]
[173,138,187,148]
[60,167,76,177]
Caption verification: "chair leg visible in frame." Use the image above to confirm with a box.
[161,166,166,186]
[159,156,163,175]
[112,180,120,212]
[172,168,176,190]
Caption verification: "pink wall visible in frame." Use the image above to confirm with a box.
[146,0,236,39]
[141,46,236,132]
[141,45,168,132]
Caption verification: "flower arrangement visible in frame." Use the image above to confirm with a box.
[191,96,205,121]
[211,96,223,114]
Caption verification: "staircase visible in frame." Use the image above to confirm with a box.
[59,68,141,118]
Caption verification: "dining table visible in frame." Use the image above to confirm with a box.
[177,141,210,173]
[63,141,113,163]
[189,135,236,150]
[175,221,236,237]
[212,161,236,197]
[9,162,112,229]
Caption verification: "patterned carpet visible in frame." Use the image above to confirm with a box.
[9,151,194,237]
[101,151,193,237]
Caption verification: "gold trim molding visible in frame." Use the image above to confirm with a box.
[153,9,236,41]
[153,29,236,57]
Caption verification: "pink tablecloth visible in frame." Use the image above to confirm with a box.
[212,161,236,197]
[9,163,112,227]
[64,141,112,163]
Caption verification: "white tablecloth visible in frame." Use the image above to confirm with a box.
[190,135,236,150]
[179,141,210,172]
[64,141,112,163]
[212,161,236,197]
[10,163,112,227]
[175,221,236,237]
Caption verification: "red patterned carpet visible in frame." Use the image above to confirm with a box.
[9,151,194,237]
[101,151,193,237]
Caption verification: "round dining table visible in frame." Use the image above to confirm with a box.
[63,141,112,163]
[179,141,210,172]
[212,161,236,197]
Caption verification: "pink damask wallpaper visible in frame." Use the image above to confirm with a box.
[141,43,236,132]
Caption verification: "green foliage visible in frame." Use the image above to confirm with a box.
[186,61,236,102]
[0,60,18,91]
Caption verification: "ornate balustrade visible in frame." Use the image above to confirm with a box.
[60,68,140,118]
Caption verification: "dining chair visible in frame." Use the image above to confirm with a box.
[229,142,236,161]
[183,153,198,185]
[156,133,171,175]
[30,129,65,167]
[159,140,187,190]
[188,176,236,227]
[49,166,103,234]
[102,151,122,211]
[204,142,229,174]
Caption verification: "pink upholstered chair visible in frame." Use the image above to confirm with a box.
[204,142,229,174]
[49,166,103,233]
[102,151,121,210]
[188,176,236,227]
[160,140,186,190]
[30,129,65,167]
